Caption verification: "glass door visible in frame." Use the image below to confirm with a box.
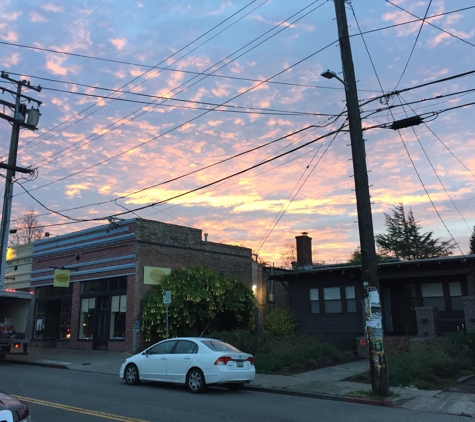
[93,296,110,350]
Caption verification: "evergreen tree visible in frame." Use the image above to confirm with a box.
[375,204,455,260]
[469,226,475,254]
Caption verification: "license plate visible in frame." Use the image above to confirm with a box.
[237,361,243,368]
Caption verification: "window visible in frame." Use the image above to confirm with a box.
[110,295,126,339]
[310,288,320,313]
[449,282,463,311]
[79,298,95,339]
[324,287,342,313]
[174,340,198,354]
[148,340,176,355]
[421,283,445,311]
[345,286,357,313]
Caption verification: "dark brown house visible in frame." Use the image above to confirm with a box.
[267,233,475,341]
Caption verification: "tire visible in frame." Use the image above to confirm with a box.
[226,383,244,392]
[186,368,206,394]
[124,363,140,385]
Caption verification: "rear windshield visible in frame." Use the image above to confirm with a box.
[200,340,241,353]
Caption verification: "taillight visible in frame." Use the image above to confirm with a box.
[247,357,254,365]
[13,343,21,349]
[214,356,233,365]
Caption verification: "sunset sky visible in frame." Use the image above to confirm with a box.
[0,0,474,267]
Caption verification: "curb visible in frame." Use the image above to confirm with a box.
[2,358,69,370]
[244,385,394,407]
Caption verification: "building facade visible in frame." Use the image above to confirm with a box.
[24,218,253,353]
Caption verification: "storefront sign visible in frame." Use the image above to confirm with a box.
[144,266,171,285]
[53,268,70,287]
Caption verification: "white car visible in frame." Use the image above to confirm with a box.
[120,337,255,393]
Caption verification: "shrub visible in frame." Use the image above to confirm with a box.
[263,308,297,336]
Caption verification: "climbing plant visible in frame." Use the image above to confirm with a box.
[141,266,257,341]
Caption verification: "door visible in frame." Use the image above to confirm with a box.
[140,340,176,380]
[93,296,109,350]
[166,340,198,380]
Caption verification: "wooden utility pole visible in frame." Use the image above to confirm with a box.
[0,72,41,288]
[332,0,390,396]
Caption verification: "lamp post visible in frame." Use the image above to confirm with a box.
[321,0,390,397]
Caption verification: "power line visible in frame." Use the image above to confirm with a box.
[392,0,433,91]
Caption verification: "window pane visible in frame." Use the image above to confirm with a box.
[421,283,443,297]
[79,299,95,339]
[309,288,319,301]
[310,302,320,314]
[451,297,463,311]
[423,297,446,311]
[325,300,342,313]
[449,282,461,297]
[345,286,355,299]
[110,295,126,339]
[324,287,341,300]
[346,299,357,313]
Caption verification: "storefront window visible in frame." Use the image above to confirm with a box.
[79,298,96,339]
[110,295,126,339]
[34,286,72,340]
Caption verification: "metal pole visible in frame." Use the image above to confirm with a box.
[166,303,169,339]
[0,82,23,288]
[333,0,390,396]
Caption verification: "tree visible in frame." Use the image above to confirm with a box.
[348,246,388,265]
[141,266,257,342]
[469,226,475,254]
[9,207,44,246]
[375,203,455,260]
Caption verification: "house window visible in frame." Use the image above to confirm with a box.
[345,286,357,313]
[324,287,342,313]
[310,288,320,313]
[449,282,463,311]
[110,295,127,338]
[79,298,96,339]
[421,283,445,311]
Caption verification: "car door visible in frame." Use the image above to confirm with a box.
[166,340,198,381]
[139,340,177,380]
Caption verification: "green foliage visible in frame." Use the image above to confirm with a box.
[387,332,475,389]
[264,308,297,336]
[469,226,475,254]
[210,331,353,374]
[375,203,455,260]
[141,266,256,341]
[348,246,388,265]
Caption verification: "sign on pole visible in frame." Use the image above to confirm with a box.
[163,290,172,338]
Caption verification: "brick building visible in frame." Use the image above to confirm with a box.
[27,218,253,353]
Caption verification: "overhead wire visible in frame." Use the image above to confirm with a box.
[351,3,464,253]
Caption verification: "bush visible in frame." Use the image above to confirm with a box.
[264,308,297,336]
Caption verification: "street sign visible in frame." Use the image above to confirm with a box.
[163,290,172,304]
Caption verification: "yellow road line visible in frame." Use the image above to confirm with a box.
[14,395,149,422]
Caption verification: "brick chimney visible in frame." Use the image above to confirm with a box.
[296,232,312,268]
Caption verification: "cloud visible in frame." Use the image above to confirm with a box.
[1,11,21,21]
[110,38,127,51]
[41,4,64,13]
[0,30,18,42]
[29,11,48,22]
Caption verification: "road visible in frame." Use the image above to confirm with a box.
[0,362,469,422]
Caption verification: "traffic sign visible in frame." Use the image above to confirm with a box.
[163,290,172,304]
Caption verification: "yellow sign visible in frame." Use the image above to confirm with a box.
[53,269,70,287]
[144,266,171,285]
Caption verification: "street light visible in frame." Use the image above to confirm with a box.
[320,69,347,88]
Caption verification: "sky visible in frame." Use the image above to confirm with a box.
[0,0,474,267]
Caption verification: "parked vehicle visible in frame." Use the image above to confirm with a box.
[120,337,255,393]
[0,391,31,422]
[0,289,34,360]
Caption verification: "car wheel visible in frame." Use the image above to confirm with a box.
[124,363,140,385]
[186,368,206,394]
[226,383,244,392]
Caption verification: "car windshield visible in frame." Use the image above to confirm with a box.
[200,340,241,353]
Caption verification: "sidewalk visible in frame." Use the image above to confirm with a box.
[3,347,475,418]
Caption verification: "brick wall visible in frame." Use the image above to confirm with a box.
[414,307,439,338]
